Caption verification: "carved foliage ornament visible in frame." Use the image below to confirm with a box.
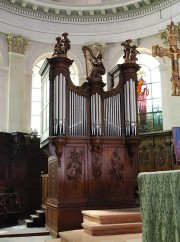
[7,33,30,54]
[66,149,82,189]
[155,144,166,166]
[139,145,150,167]
[109,149,124,188]
[91,143,103,182]
[52,139,66,167]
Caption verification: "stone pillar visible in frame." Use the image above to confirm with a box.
[0,66,9,131]
[7,33,31,133]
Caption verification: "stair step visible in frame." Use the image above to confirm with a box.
[30,214,39,220]
[82,207,141,224]
[82,221,142,236]
[60,229,142,242]
[30,214,44,222]
[24,219,34,227]
[25,217,45,227]
[36,210,45,219]
[24,209,46,228]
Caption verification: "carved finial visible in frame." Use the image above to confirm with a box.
[52,32,71,57]
[121,39,139,63]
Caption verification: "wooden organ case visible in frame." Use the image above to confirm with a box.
[40,35,140,237]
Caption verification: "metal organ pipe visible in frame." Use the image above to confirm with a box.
[53,74,66,136]
[69,91,71,135]
[69,91,87,136]
[124,79,137,136]
[104,94,122,137]
[90,93,102,136]
[62,74,66,134]
[53,75,58,135]
[130,78,137,136]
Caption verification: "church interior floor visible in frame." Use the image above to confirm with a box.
[0,223,51,242]
[0,224,142,242]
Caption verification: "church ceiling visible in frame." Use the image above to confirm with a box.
[0,0,176,23]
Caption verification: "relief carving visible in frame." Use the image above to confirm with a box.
[91,143,103,182]
[139,145,150,167]
[51,137,67,167]
[109,149,124,188]
[48,157,58,201]
[66,150,82,189]
[155,144,166,166]
[7,33,30,54]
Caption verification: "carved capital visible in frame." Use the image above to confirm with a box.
[7,33,30,54]
[89,137,104,151]
[125,138,141,166]
[50,137,67,167]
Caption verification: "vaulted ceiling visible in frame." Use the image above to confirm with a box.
[0,0,179,44]
[1,0,176,19]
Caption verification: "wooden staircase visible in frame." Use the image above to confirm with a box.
[25,209,45,227]
[57,208,142,242]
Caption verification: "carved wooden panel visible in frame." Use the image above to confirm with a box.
[61,209,83,231]
[48,156,58,202]
[88,143,103,201]
[154,134,172,171]
[138,131,173,174]
[46,205,59,237]
[63,145,87,202]
[139,141,154,172]
[0,132,48,217]
[103,145,127,200]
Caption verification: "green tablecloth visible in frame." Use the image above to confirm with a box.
[138,170,180,242]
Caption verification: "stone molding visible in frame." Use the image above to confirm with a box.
[0,0,177,23]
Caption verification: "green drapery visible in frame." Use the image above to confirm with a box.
[138,170,180,242]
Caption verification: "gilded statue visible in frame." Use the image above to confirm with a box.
[152,21,180,96]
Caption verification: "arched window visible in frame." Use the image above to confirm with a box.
[31,58,79,135]
[137,54,163,133]
[117,52,163,133]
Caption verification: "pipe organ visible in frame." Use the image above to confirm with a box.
[40,34,140,237]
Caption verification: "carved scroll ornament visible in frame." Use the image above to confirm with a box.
[51,137,67,167]
[91,143,103,182]
[66,150,82,189]
[109,149,124,188]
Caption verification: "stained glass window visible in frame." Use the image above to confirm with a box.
[137,54,163,133]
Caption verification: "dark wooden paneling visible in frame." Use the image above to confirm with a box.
[138,131,180,174]
[0,132,48,217]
